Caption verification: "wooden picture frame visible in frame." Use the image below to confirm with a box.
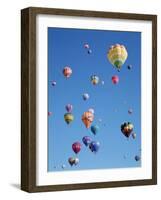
[21,7,157,192]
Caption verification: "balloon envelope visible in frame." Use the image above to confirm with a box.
[64,113,74,124]
[89,141,100,153]
[84,43,90,49]
[112,75,119,84]
[82,136,91,146]
[91,125,99,135]
[65,104,73,113]
[121,122,134,138]
[82,111,94,128]
[83,93,89,100]
[88,108,94,114]
[51,81,56,86]
[48,111,52,116]
[88,49,92,54]
[91,75,99,85]
[107,44,128,70]
[135,155,140,161]
[63,66,72,78]
[72,142,81,154]
[68,157,75,166]
[132,132,136,139]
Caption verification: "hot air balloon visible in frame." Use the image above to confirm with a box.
[68,157,75,166]
[51,81,56,86]
[121,122,134,138]
[112,75,119,84]
[83,93,89,100]
[89,141,100,153]
[127,64,132,70]
[64,113,74,124]
[128,108,133,114]
[84,43,90,49]
[82,111,94,128]
[48,111,52,116]
[101,81,105,85]
[107,44,128,70]
[88,108,94,114]
[135,155,140,161]
[82,136,91,146]
[65,104,73,113]
[62,164,66,169]
[72,142,82,154]
[91,75,99,85]
[63,66,72,78]
[88,49,92,54]
[132,132,136,139]
[74,158,79,165]
[91,125,99,135]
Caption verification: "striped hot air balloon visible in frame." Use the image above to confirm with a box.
[107,44,128,70]
[64,113,74,124]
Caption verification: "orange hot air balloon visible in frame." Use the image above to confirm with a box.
[82,111,94,128]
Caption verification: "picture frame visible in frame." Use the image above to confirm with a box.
[21,7,157,192]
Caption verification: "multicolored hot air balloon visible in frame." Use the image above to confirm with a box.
[72,142,82,154]
[83,93,89,100]
[65,104,73,113]
[91,75,99,85]
[64,113,74,124]
[89,141,100,153]
[112,75,119,84]
[82,111,94,128]
[91,125,99,135]
[68,157,75,166]
[63,66,72,78]
[107,44,128,70]
[121,122,134,138]
[82,136,91,146]
[88,108,94,114]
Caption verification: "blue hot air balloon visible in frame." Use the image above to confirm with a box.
[82,136,91,147]
[91,125,99,135]
[89,141,100,153]
[135,155,141,161]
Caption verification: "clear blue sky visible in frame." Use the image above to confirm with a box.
[47,27,141,172]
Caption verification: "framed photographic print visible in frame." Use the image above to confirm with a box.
[21,7,157,192]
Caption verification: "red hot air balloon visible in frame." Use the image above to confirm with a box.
[72,142,81,154]
[112,75,119,84]
[63,66,72,78]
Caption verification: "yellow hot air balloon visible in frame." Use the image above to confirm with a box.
[107,44,128,70]
[91,75,99,85]
[64,113,74,124]
[82,111,94,128]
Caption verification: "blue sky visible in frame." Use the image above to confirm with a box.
[48,27,141,172]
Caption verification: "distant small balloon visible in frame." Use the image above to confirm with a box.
[127,65,132,70]
[88,49,92,54]
[65,104,73,113]
[62,164,66,169]
[74,158,79,165]
[88,108,94,114]
[63,66,72,78]
[132,132,136,139]
[135,155,140,161]
[72,142,82,154]
[101,81,105,85]
[83,93,90,100]
[112,75,119,84]
[91,125,99,135]
[91,75,99,85]
[82,136,91,146]
[48,111,52,116]
[84,43,90,49]
[128,108,133,114]
[51,81,56,86]
[89,141,100,153]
